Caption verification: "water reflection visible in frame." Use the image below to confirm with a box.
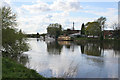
[37,38,39,41]
[84,43,102,56]
[58,41,76,52]
[58,41,71,49]
[58,41,71,46]
[77,41,120,57]
[24,38,120,78]
[80,45,84,54]
[46,40,120,57]
[47,41,63,55]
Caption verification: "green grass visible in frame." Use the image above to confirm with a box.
[2,57,46,79]
[75,37,98,40]
[74,37,120,46]
[74,37,120,42]
[74,37,100,43]
[2,57,65,80]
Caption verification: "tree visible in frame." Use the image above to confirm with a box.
[112,22,120,39]
[1,6,17,29]
[47,23,62,39]
[1,6,29,61]
[86,22,101,38]
[96,17,106,40]
[85,17,106,39]
[37,32,39,38]
[81,23,85,36]
[112,22,118,30]
[96,17,106,31]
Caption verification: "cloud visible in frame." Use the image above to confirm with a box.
[21,0,83,14]
[17,17,48,34]
[14,0,84,34]
[3,0,11,4]
[50,0,82,12]
[16,0,83,33]
[0,0,11,7]
[16,12,55,34]
[17,4,117,33]
[21,1,51,13]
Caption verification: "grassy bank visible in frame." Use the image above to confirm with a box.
[73,37,120,45]
[74,37,100,44]
[2,57,45,79]
[74,37,119,42]
[2,57,64,80]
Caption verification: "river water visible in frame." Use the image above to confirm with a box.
[23,38,120,78]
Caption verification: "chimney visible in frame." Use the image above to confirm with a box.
[73,22,74,30]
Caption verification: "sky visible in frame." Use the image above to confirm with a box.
[1,0,119,34]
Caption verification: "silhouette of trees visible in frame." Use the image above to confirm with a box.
[81,23,85,36]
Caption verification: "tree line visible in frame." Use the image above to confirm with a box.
[46,17,106,40]
[81,17,106,40]
[46,17,120,40]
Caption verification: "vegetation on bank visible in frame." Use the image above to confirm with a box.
[1,6,29,56]
[25,33,42,38]
[25,17,120,41]
[1,6,39,79]
[74,37,119,41]
[2,57,65,80]
[74,37,120,44]
[2,57,45,79]
[1,6,60,79]
[45,16,120,41]
[1,6,64,80]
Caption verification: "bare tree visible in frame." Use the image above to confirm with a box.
[112,22,118,30]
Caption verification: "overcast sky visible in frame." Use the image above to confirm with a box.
[1,0,119,34]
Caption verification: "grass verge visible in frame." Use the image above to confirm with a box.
[2,57,46,79]
[2,57,65,80]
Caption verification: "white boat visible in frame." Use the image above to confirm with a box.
[45,36,55,43]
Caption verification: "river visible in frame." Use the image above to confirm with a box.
[23,38,120,78]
